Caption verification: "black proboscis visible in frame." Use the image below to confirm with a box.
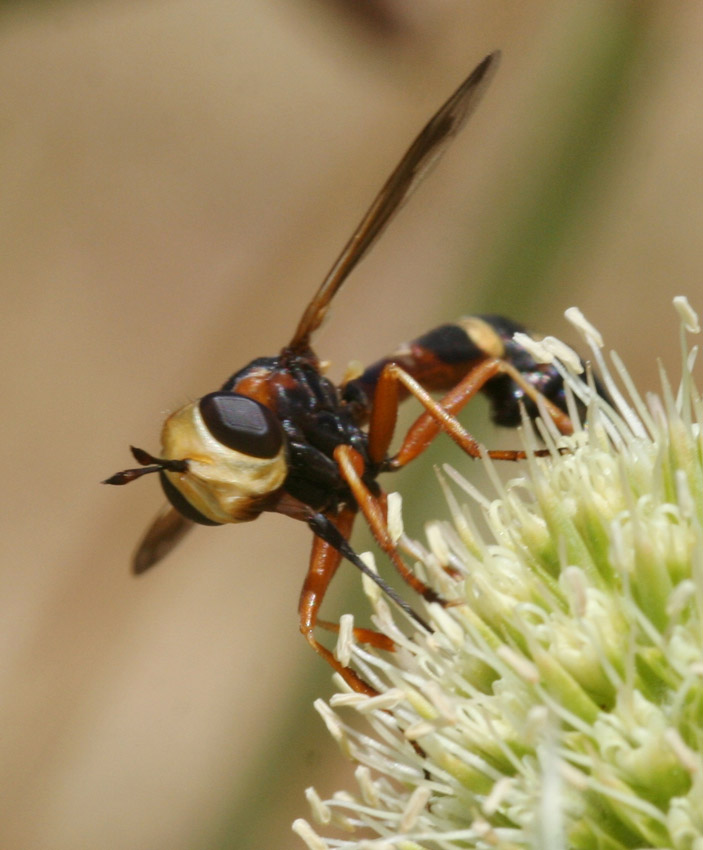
[307,512,432,634]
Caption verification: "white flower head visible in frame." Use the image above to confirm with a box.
[295,299,703,850]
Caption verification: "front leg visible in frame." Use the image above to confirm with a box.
[300,508,431,695]
[299,507,378,695]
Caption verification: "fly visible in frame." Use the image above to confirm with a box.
[105,52,581,694]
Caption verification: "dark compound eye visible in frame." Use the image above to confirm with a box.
[198,392,283,459]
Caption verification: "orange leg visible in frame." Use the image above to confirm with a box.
[334,444,445,605]
[368,358,572,471]
[299,507,397,695]
[315,619,395,650]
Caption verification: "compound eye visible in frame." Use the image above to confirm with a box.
[198,392,283,459]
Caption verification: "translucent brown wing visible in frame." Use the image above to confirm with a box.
[288,50,500,352]
[133,504,194,574]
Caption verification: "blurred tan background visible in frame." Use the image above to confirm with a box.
[2,2,702,848]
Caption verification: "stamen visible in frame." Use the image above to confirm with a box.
[673,295,700,334]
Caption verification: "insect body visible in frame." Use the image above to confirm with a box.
[106,52,578,694]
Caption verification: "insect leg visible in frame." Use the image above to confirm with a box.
[306,509,432,629]
[333,445,446,606]
[299,509,376,695]
[372,360,570,471]
[366,358,495,466]
[301,508,430,695]
[302,513,398,650]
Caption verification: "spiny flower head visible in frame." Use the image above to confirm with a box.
[294,297,703,850]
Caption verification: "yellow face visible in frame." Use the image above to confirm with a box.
[159,393,288,525]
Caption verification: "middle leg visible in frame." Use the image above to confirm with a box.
[333,444,445,606]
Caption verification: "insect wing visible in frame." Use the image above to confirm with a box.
[133,504,195,574]
[288,50,501,352]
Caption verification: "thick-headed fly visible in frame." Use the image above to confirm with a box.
[105,52,581,694]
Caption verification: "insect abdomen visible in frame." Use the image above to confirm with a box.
[342,315,574,430]
[341,318,497,420]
